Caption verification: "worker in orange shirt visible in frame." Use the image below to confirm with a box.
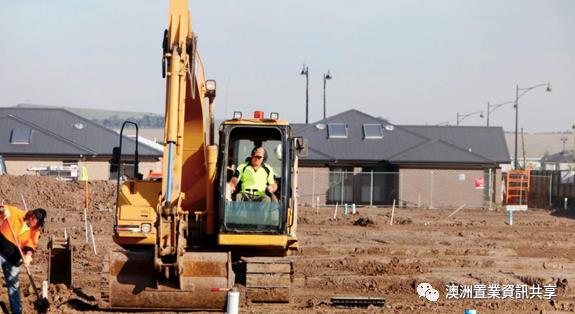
[0,204,46,314]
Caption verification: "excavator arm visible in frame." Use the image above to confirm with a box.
[156,0,195,273]
[106,1,229,310]
[157,0,217,274]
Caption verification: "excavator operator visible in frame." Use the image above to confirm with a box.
[230,147,278,202]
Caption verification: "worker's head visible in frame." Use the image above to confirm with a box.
[25,208,47,229]
[250,147,266,167]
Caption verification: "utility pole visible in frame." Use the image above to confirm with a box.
[521,128,527,169]
[486,102,490,127]
[300,64,309,124]
[323,70,332,120]
[514,84,519,169]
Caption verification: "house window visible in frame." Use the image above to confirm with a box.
[363,124,383,139]
[10,129,32,145]
[327,123,347,139]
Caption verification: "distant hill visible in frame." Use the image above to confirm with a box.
[504,132,574,158]
[16,103,164,128]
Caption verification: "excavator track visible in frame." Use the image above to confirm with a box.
[103,250,233,310]
[243,257,293,302]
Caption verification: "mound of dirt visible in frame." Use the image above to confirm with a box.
[353,217,375,226]
[0,175,115,212]
[393,217,413,225]
[347,257,427,276]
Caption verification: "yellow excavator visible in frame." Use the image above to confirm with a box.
[103,0,306,310]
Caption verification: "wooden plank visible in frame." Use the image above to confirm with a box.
[246,262,291,274]
[246,273,291,287]
[243,257,290,264]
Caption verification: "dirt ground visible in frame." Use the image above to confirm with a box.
[1,175,574,313]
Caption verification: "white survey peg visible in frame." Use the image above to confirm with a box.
[416,282,433,298]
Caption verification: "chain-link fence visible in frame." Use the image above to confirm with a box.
[326,171,399,206]
[297,169,398,207]
[298,168,498,209]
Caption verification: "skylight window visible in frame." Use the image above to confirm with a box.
[10,129,32,145]
[327,123,348,139]
[363,124,383,139]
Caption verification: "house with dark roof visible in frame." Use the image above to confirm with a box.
[0,107,162,180]
[541,150,574,171]
[540,150,575,183]
[293,109,510,208]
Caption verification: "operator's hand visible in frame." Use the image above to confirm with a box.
[266,185,276,194]
[225,182,235,201]
[23,254,32,267]
[0,206,10,220]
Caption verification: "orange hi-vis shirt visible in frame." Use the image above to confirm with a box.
[0,205,40,253]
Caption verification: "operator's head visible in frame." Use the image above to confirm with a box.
[250,147,265,167]
[25,208,47,229]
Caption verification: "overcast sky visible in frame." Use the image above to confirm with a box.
[1,1,573,132]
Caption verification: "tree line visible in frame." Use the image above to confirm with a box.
[92,114,164,128]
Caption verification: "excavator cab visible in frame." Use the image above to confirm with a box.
[219,123,289,235]
[214,117,303,302]
[215,116,301,252]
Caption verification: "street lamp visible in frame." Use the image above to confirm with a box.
[323,70,332,120]
[486,100,514,127]
[457,110,484,126]
[513,82,552,169]
[300,64,309,124]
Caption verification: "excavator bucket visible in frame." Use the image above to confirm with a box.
[103,250,233,310]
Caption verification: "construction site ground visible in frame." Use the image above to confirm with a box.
[0,176,574,313]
